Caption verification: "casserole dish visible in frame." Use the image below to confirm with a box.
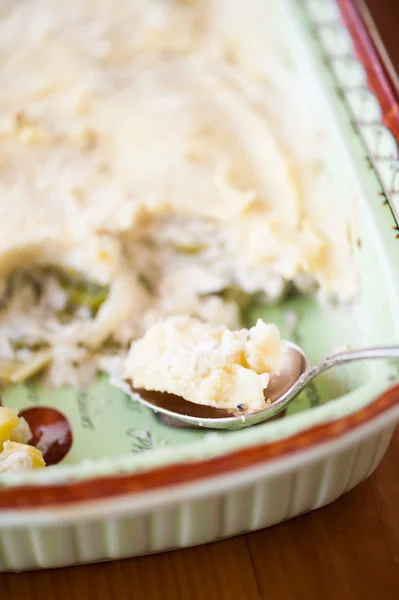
[0,0,398,571]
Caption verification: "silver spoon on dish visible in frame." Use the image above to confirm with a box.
[123,342,399,431]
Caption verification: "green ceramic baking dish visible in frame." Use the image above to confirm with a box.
[0,0,398,572]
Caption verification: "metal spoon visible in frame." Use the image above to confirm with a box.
[124,342,399,431]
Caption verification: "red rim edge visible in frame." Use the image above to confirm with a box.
[338,0,399,139]
[1,0,399,510]
[355,0,399,100]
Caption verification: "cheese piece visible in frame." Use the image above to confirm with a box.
[0,441,45,474]
[0,407,20,447]
[0,408,44,474]
[124,316,286,413]
[0,406,32,447]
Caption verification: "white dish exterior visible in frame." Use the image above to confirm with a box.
[0,399,396,571]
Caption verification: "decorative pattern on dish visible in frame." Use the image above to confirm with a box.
[0,381,397,509]
[303,0,399,230]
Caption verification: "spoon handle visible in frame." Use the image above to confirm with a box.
[303,345,399,386]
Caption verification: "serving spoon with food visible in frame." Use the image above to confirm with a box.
[124,342,399,431]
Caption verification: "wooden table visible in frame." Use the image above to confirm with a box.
[1,1,399,598]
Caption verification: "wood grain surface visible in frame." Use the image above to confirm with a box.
[1,1,399,598]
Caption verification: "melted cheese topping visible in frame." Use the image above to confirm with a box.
[124,316,286,413]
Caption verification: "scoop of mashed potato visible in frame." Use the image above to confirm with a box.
[123,316,287,413]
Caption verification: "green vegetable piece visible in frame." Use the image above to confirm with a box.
[57,269,109,315]
[172,244,205,255]
[221,287,253,309]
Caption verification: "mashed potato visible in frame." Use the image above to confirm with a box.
[0,0,357,386]
[124,316,286,413]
